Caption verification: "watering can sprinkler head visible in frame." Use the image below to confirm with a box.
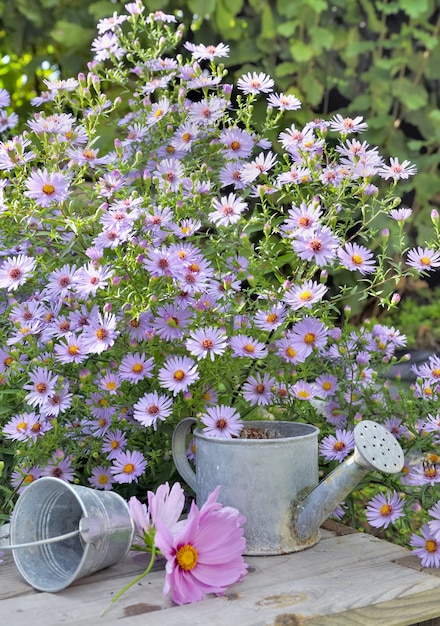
[294,420,405,541]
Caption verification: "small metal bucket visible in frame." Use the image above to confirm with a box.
[172,419,320,555]
[8,477,134,592]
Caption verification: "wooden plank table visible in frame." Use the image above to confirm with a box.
[1,521,440,626]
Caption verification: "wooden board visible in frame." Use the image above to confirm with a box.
[1,526,440,625]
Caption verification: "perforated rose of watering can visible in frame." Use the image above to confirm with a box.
[172,419,404,555]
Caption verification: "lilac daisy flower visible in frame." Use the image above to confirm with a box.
[237,71,274,95]
[42,451,75,482]
[74,262,113,296]
[390,207,412,222]
[267,92,301,111]
[98,371,121,395]
[242,373,275,406]
[406,247,440,272]
[184,41,230,61]
[229,334,268,359]
[24,168,70,207]
[290,317,328,357]
[40,387,73,418]
[209,193,248,226]
[158,356,199,395]
[284,280,328,310]
[54,333,88,364]
[0,254,36,291]
[275,336,309,364]
[3,412,35,441]
[111,449,147,484]
[378,157,417,181]
[153,157,184,191]
[410,525,440,568]
[320,429,355,462]
[239,151,277,184]
[337,242,376,275]
[23,367,58,408]
[119,352,154,382]
[133,391,173,430]
[314,374,339,398]
[292,380,318,400]
[219,127,254,160]
[89,466,114,490]
[102,429,127,460]
[10,466,42,493]
[254,303,288,330]
[291,226,340,267]
[153,303,192,340]
[365,491,405,528]
[281,201,322,236]
[43,263,77,299]
[200,405,243,438]
[186,327,228,361]
[329,114,368,134]
[81,311,119,354]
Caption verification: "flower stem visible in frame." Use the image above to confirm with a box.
[100,546,158,617]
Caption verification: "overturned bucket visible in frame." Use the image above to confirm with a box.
[8,476,134,592]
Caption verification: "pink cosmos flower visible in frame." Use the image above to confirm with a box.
[365,491,405,529]
[24,168,70,207]
[200,405,243,438]
[154,487,247,605]
[129,482,185,546]
[0,254,36,291]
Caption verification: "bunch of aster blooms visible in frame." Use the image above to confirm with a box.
[0,0,440,569]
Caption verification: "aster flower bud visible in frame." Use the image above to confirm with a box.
[391,293,401,305]
[431,209,439,223]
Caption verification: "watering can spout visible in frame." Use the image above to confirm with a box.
[294,420,405,541]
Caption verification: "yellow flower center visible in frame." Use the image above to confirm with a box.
[300,291,312,301]
[379,504,392,516]
[297,390,310,398]
[266,312,278,323]
[426,539,437,553]
[174,369,185,381]
[176,544,198,571]
[17,421,27,431]
[322,381,332,390]
[42,183,55,195]
[351,254,363,265]
[304,332,316,345]
[105,381,117,391]
[98,474,109,485]
[132,363,144,373]
[23,474,35,484]
[286,347,296,358]
[334,441,345,451]
[420,256,431,266]
[123,463,135,474]
[243,343,255,354]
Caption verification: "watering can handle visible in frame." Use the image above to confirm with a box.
[172,417,198,492]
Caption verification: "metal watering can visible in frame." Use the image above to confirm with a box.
[172,419,405,555]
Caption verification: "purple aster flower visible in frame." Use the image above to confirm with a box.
[276,165,311,186]
[10,466,42,493]
[188,96,227,127]
[89,466,114,490]
[229,334,267,359]
[274,335,309,364]
[338,242,376,275]
[98,371,121,395]
[239,151,277,184]
[102,429,127,460]
[154,487,247,605]
[3,412,37,441]
[74,262,113,296]
[428,501,440,541]
[219,127,254,160]
[290,317,328,357]
[314,374,339,398]
[24,168,70,207]
[133,391,174,429]
[320,429,355,462]
[153,157,184,191]
[186,326,228,360]
[0,88,10,107]
[237,71,274,95]
[43,263,77,299]
[365,491,405,529]
[111,449,147,484]
[407,462,440,486]
[410,525,440,568]
[390,207,412,222]
[383,417,409,439]
[329,114,368,134]
[23,366,58,408]
[209,193,248,226]
[97,11,127,34]
[200,405,243,438]
[284,280,328,310]
[0,254,36,291]
[171,122,199,152]
[158,356,199,395]
[254,303,288,330]
[40,387,73,418]
[42,451,75,482]
[267,92,301,111]
[81,311,119,354]
[242,373,275,406]
[378,157,417,181]
[322,400,348,428]
[153,303,192,340]
[184,41,230,61]
[144,246,182,279]
[54,333,88,364]
[118,352,154,382]
[406,246,440,272]
[292,380,318,401]
[291,226,339,267]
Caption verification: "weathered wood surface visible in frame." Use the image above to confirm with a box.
[1,524,440,626]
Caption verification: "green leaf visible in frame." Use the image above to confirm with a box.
[300,74,323,106]
[50,21,95,50]
[14,0,43,26]
[399,0,430,18]
[188,0,217,16]
[222,0,244,14]
[88,1,120,20]
[260,3,275,40]
[289,40,314,63]
[277,20,297,38]
[275,62,298,78]
[309,26,334,51]
[391,78,428,111]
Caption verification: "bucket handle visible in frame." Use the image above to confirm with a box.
[172,417,198,492]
